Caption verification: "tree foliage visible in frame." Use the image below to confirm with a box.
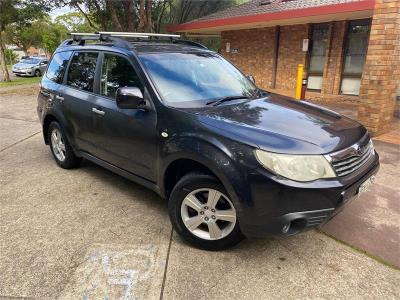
[53,0,239,33]
[4,48,18,65]
[1,0,244,81]
[55,11,97,32]
[0,0,51,81]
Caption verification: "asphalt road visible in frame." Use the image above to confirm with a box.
[0,85,399,299]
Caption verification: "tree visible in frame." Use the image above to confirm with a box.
[42,23,69,54]
[0,0,50,81]
[53,0,237,33]
[5,22,43,54]
[55,11,98,32]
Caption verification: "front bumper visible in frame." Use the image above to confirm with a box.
[13,70,33,76]
[238,152,380,237]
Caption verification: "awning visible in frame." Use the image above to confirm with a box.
[168,0,375,34]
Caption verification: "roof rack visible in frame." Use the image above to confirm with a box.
[64,32,207,50]
[98,31,180,39]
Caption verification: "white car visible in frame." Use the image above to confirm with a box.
[12,57,48,77]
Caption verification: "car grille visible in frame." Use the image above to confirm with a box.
[328,139,374,177]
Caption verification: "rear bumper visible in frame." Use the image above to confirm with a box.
[239,153,380,237]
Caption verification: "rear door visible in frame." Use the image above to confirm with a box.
[60,51,100,154]
[89,52,158,181]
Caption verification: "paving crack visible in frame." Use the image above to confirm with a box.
[0,131,41,153]
[159,228,174,300]
[0,116,39,123]
[318,229,400,270]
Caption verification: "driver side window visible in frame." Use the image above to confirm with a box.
[101,53,143,100]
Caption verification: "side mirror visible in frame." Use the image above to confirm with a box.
[116,87,146,110]
[40,62,46,65]
[247,75,255,84]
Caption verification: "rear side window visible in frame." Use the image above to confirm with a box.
[100,53,143,99]
[46,51,72,84]
[67,52,98,92]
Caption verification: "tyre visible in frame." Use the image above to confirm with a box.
[34,69,41,77]
[48,121,80,169]
[169,172,244,250]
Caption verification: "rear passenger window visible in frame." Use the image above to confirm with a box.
[67,52,98,92]
[46,51,72,84]
[100,53,143,99]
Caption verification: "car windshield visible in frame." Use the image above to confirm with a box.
[20,58,41,64]
[139,52,258,108]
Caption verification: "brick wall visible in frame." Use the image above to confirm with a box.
[276,24,309,91]
[220,8,399,133]
[358,0,400,134]
[221,22,357,104]
[221,28,275,88]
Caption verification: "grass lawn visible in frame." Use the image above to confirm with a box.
[0,76,41,88]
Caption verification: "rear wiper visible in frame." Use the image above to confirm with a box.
[206,95,250,106]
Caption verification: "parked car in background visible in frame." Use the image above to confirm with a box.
[12,57,48,77]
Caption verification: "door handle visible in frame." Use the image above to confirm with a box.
[92,107,105,116]
[55,95,64,102]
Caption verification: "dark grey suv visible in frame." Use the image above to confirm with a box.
[37,32,379,250]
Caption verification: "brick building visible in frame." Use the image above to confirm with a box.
[169,0,400,134]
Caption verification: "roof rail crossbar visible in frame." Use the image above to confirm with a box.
[69,32,133,50]
[106,36,133,50]
[66,32,207,50]
[98,31,180,39]
[71,33,100,42]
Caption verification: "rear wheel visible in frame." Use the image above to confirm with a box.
[48,121,80,169]
[169,173,244,250]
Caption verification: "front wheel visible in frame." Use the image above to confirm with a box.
[169,173,244,250]
[34,69,41,77]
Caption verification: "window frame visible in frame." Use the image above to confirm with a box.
[339,18,371,96]
[63,50,101,95]
[45,50,73,84]
[97,51,146,102]
[306,23,330,92]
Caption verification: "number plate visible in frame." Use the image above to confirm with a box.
[358,175,375,196]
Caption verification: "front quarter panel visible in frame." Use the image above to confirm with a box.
[158,111,256,218]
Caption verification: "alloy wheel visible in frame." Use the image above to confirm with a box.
[180,188,237,240]
[51,128,66,162]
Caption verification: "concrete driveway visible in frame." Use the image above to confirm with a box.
[0,85,399,299]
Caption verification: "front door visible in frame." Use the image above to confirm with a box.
[89,52,158,181]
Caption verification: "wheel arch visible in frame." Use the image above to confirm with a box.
[163,158,219,198]
[160,143,250,217]
[42,114,59,144]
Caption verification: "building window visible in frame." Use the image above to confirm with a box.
[307,23,329,91]
[340,19,371,95]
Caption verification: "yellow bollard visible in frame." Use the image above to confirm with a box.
[295,64,304,100]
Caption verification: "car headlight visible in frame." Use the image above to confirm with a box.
[255,150,336,182]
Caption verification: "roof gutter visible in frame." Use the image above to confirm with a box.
[168,0,375,32]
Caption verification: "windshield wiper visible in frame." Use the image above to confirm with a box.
[206,95,251,106]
